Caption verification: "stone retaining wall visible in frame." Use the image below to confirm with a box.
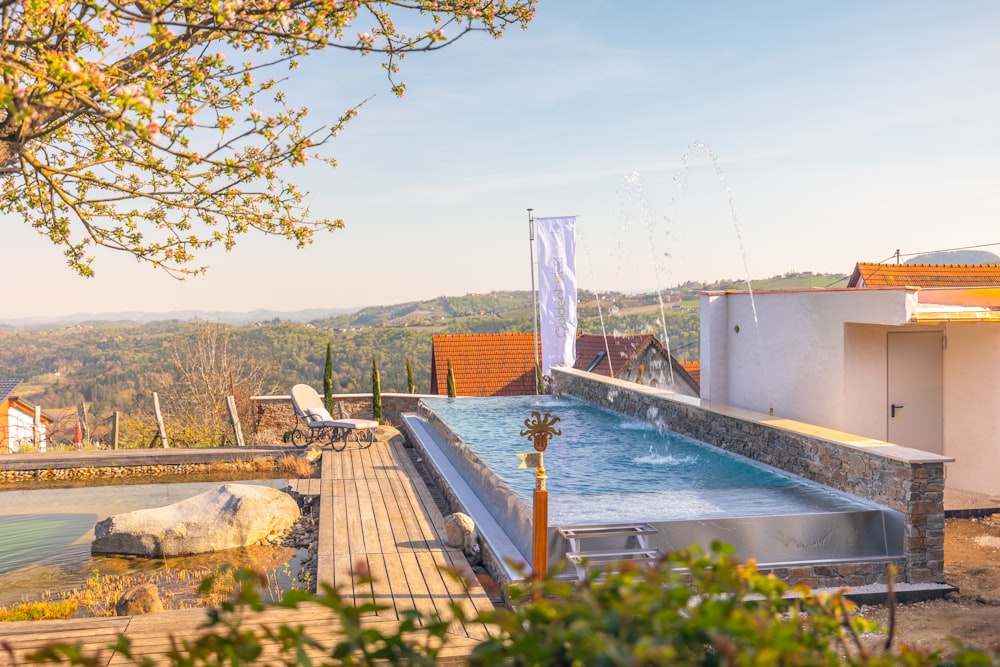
[0,459,287,483]
[552,367,948,585]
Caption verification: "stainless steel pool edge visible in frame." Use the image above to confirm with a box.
[549,509,906,569]
[400,412,531,586]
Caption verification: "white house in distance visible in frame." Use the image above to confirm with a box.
[0,378,51,453]
[699,263,1000,497]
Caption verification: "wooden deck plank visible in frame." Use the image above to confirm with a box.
[386,473,434,552]
[356,476,382,555]
[372,477,403,554]
[377,473,419,553]
[361,552,397,621]
[395,552,440,627]
[388,444,447,544]
[381,552,418,619]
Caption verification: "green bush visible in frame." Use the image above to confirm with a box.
[23,548,1000,666]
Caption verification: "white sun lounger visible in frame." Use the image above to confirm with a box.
[289,383,377,450]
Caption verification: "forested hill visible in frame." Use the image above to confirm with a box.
[0,272,842,446]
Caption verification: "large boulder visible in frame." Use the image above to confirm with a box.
[92,483,300,557]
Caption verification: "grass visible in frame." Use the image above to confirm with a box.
[0,600,77,622]
[0,567,279,622]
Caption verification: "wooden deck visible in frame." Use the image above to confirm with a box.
[0,441,494,665]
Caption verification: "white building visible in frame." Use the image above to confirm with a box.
[700,284,1000,496]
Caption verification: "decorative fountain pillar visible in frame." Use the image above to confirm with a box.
[518,411,561,581]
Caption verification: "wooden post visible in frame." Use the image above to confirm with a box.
[226,395,246,447]
[533,461,548,581]
[150,392,169,448]
[110,412,120,450]
[33,405,43,453]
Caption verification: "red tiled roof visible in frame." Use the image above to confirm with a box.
[430,333,541,397]
[679,361,700,386]
[572,333,654,377]
[573,334,699,391]
[848,262,1000,288]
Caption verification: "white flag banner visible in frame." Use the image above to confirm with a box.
[536,216,577,376]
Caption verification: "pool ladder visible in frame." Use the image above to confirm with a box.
[557,522,664,580]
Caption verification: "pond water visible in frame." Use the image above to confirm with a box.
[0,478,306,608]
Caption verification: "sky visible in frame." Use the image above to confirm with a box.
[5,1,1000,319]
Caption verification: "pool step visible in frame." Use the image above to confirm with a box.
[557,523,664,580]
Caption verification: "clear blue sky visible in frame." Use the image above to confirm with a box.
[5,1,1000,318]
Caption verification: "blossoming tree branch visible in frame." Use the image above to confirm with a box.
[0,0,534,276]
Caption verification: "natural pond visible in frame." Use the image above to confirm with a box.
[0,478,312,610]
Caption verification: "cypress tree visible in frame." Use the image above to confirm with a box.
[406,357,417,394]
[323,342,334,413]
[446,360,457,398]
[536,364,545,395]
[371,357,384,423]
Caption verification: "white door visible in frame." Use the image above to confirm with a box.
[887,331,943,454]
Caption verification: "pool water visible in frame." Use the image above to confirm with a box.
[421,395,881,525]
[0,479,301,608]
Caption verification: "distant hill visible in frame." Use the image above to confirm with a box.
[0,307,358,330]
[906,250,1000,265]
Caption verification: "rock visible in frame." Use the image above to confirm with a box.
[443,512,481,565]
[115,583,163,616]
[92,483,301,557]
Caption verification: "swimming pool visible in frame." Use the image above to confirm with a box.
[404,390,905,585]
[420,395,882,524]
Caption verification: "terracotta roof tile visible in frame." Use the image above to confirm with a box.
[679,361,701,385]
[430,333,540,396]
[849,262,1000,288]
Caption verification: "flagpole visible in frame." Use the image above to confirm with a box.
[527,208,539,394]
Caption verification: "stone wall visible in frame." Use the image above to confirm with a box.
[251,393,430,435]
[552,367,948,585]
[0,459,286,483]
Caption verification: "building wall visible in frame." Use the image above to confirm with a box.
[943,323,1000,494]
[700,289,914,430]
[701,288,1000,496]
[0,402,8,454]
[6,405,46,453]
[843,323,890,440]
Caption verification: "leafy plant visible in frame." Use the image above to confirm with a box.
[23,551,1000,666]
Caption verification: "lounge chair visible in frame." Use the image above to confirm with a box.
[289,384,377,450]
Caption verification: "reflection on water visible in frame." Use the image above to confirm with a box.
[0,514,99,574]
[0,478,298,608]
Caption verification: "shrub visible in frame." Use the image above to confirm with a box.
[22,547,1000,666]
